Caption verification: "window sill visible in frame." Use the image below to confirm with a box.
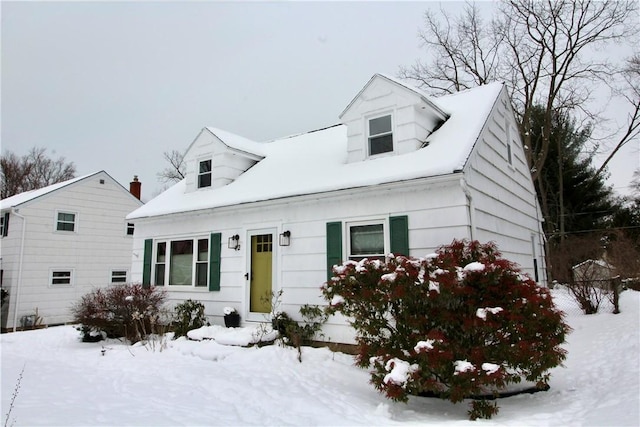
[367,151,394,160]
[160,286,210,291]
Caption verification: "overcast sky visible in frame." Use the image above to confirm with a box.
[2,1,638,201]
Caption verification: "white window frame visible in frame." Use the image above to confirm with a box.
[0,214,5,237]
[197,158,213,189]
[110,269,128,284]
[367,113,394,157]
[126,222,135,236]
[50,269,74,286]
[55,210,78,233]
[346,219,390,261]
[153,236,210,288]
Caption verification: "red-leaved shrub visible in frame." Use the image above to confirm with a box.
[321,240,569,419]
[71,284,166,343]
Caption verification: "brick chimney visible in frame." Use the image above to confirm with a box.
[129,175,141,200]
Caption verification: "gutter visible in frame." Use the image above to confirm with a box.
[10,208,26,332]
[459,178,476,240]
[128,172,464,222]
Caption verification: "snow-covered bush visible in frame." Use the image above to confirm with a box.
[172,299,209,338]
[71,284,167,343]
[269,290,328,362]
[321,239,570,420]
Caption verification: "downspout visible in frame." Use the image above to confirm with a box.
[536,201,549,287]
[460,178,475,240]
[11,208,26,332]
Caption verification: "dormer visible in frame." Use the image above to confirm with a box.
[339,74,449,163]
[183,127,265,193]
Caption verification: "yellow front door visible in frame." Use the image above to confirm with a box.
[250,234,273,313]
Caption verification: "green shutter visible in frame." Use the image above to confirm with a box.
[142,239,153,287]
[326,222,343,282]
[209,233,222,291]
[390,215,409,256]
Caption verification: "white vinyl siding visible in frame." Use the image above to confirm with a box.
[1,171,144,329]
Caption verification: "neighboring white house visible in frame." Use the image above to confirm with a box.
[0,171,143,330]
[127,74,546,343]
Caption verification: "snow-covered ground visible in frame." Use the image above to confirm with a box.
[1,289,638,426]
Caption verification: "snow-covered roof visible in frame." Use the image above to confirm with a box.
[572,259,614,270]
[128,82,504,220]
[204,127,266,158]
[340,73,450,121]
[0,171,103,209]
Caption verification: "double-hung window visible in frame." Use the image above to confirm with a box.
[198,159,212,188]
[368,114,393,156]
[56,212,76,232]
[326,216,408,281]
[126,223,135,236]
[154,237,209,287]
[348,221,386,261]
[155,242,166,286]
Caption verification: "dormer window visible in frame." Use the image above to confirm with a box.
[198,159,212,188]
[368,114,393,156]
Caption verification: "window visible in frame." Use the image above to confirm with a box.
[505,118,513,165]
[56,212,76,232]
[198,159,212,188]
[155,242,166,286]
[195,239,209,287]
[51,270,72,285]
[154,237,209,287]
[170,240,193,285]
[254,234,273,253]
[0,212,7,237]
[126,223,135,236]
[348,222,385,261]
[327,216,408,281]
[111,270,128,283]
[368,115,393,156]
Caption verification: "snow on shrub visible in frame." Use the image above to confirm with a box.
[321,239,570,420]
[71,284,167,343]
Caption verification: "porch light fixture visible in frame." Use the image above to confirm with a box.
[279,230,291,247]
[228,234,240,251]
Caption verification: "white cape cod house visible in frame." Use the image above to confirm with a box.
[0,171,143,331]
[127,74,546,343]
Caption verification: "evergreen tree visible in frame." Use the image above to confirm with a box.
[609,170,640,249]
[526,105,616,242]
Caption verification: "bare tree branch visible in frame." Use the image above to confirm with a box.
[595,54,640,179]
[156,150,186,184]
[402,0,638,183]
[1,147,76,198]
